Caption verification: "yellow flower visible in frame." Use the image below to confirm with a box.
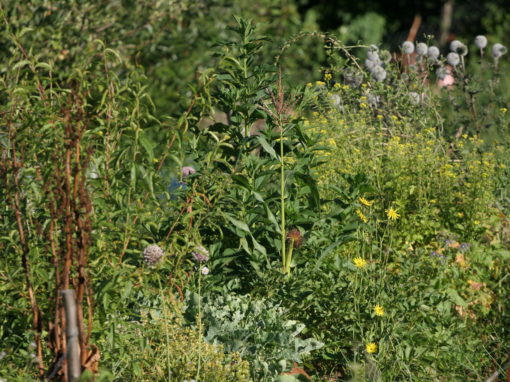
[306,82,313,87]
[359,197,374,206]
[152,158,159,163]
[376,114,383,120]
[333,83,341,89]
[356,209,368,223]
[366,342,378,354]
[501,107,508,114]
[353,257,367,268]
[386,207,400,220]
[324,73,332,81]
[374,305,385,316]
[316,80,326,86]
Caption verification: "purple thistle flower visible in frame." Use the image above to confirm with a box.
[192,246,209,262]
[181,166,196,177]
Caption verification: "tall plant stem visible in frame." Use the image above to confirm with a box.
[279,118,286,274]
[157,274,172,381]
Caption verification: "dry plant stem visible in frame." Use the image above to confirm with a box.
[5,119,46,377]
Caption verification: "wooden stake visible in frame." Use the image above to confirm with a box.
[62,290,81,381]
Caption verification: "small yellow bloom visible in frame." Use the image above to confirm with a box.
[356,209,368,223]
[333,83,341,89]
[152,158,159,163]
[391,115,398,121]
[359,197,374,207]
[376,114,383,120]
[386,207,400,220]
[306,82,313,87]
[360,103,367,109]
[374,305,385,316]
[501,107,508,114]
[353,257,367,268]
[366,342,378,354]
[316,81,326,86]
[324,73,332,81]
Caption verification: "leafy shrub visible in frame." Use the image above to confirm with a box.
[188,293,323,381]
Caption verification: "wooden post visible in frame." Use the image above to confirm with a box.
[62,290,81,381]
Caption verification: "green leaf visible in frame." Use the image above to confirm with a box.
[224,214,251,233]
[257,135,278,159]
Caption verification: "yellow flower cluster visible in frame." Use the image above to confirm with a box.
[353,257,367,268]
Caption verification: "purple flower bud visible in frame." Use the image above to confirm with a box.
[192,246,209,262]
[181,166,196,177]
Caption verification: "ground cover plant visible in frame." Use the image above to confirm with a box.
[1,1,510,381]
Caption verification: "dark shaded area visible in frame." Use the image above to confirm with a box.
[296,0,510,46]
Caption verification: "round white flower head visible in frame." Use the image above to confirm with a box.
[367,94,380,108]
[436,66,447,80]
[416,42,428,56]
[372,66,387,82]
[492,43,508,59]
[408,92,421,105]
[401,41,414,54]
[201,266,209,275]
[367,50,380,63]
[446,52,460,67]
[449,40,463,52]
[475,35,488,49]
[143,244,164,266]
[365,58,379,72]
[427,46,440,60]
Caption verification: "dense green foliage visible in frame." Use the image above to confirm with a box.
[1,1,510,381]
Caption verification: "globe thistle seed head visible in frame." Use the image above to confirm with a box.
[449,40,463,53]
[492,43,507,59]
[475,35,488,49]
[367,94,380,108]
[416,42,428,56]
[367,50,380,63]
[401,41,414,54]
[364,58,379,72]
[286,228,304,248]
[192,246,209,262]
[372,66,387,82]
[436,66,447,80]
[427,46,440,60]
[448,40,468,56]
[201,266,209,275]
[408,92,421,105]
[446,52,460,67]
[143,244,164,267]
[343,70,363,88]
[181,166,196,177]
[379,50,392,63]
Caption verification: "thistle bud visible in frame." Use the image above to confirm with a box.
[181,166,196,177]
[192,246,209,262]
[427,46,440,60]
[492,43,507,59]
[446,52,460,67]
[372,66,387,82]
[416,42,428,56]
[475,35,488,49]
[401,41,414,54]
[143,244,164,267]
